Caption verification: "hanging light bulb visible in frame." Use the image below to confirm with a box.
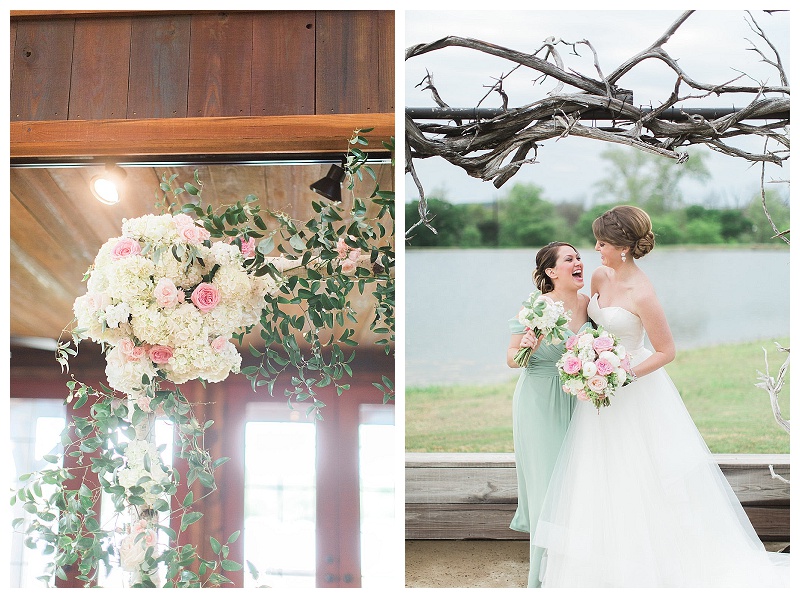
[90,164,127,205]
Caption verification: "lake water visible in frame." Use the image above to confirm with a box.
[406,247,790,386]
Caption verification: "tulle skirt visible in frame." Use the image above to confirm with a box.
[532,349,789,587]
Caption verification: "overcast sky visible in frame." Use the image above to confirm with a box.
[404,9,790,207]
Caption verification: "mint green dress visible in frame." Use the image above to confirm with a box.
[508,318,591,588]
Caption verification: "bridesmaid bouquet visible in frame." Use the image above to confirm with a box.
[556,326,633,411]
[512,290,571,368]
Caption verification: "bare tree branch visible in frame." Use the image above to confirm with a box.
[405,10,789,241]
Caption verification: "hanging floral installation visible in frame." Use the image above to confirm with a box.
[12,131,395,587]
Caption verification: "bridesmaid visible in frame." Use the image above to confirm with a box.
[506,241,591,588]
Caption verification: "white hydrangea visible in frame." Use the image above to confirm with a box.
[121,214,181,247]
[104,302,131,329]
[105,345,158,395]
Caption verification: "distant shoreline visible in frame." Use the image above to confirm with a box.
[406,244,788,252]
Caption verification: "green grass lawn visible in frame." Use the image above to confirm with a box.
[406,338,790,454]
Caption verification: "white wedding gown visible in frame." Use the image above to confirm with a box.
[532,294,789,587]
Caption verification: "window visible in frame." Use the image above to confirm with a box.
[9,398,67,588]
[358,404,398,587]
[244,403,316,588]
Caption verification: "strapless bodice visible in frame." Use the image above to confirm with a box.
[587,294,646,353]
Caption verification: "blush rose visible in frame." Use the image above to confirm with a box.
[587,375,608,393]
[562,355,583,375]
[595,358,615,376]
[191,283,221,312]
[593,335,615,352]
[154,278,183,308]
[111,238,142,261]
[149,345,173,364]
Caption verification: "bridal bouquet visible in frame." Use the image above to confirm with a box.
[512,289,571,368]
[72,213,277,396]
[556,327,633,411]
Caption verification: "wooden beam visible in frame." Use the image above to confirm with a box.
[10,114,395,160]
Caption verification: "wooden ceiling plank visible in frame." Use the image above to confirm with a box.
[128,15,191,119]
[10,114,394,159]
[69,16,132,120]
[10,169,105,263]
[188,13,253,118]
[10,241,80,334]
[11,192,90,298]
[10,18,75,121]
[377,11,395,113]
[316,11,381,115]
[252,11,316,116]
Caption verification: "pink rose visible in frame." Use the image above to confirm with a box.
[341,259,357,275]
[179,225,210,245]
[119,339,146,362]
[132,518,149,535]
[111,238,141,261]
[154,277,183,308]
[562,355,583,375]
[336,238,349,259]
[128,346,146,361]
[595,358,614,376]
[565,335,579,351]
[587,375,608,393]
[348,248,362,262]
[191,283,221,312]
[149,345,173,364]
[240,237,256,258]
[119,338,136,355]
[172,214,194,229]
[576,389,589,402]
[211,336,228,353]
[593,335,615,352]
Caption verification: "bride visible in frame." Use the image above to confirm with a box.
[532,206,789,587]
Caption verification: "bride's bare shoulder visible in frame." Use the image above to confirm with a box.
[591,266,611,286]
[631,273,661,307]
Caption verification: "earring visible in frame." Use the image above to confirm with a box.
[621,252,627,263]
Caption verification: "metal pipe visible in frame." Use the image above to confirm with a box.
[406,106,789,122]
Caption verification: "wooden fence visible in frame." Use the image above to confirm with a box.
[406,453,790,542]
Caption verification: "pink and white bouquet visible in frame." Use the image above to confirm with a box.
[556,326,633,411]
[73,213,278,396]
[513,289,572,368]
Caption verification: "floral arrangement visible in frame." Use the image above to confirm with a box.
[72,213,277,397]
[512,289,572,368]
[556,326,633,411]
[12,132,395,588]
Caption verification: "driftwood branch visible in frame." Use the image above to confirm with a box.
[755,343,790,435]
[405,10,789,238]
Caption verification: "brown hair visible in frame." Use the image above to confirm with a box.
[533,242,578,293]
[592,205,655,259]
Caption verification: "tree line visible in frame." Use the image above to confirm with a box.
[406,148,790,248]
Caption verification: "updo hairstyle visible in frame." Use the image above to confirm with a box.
[592,205,655,259]
[533,242,577,293]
